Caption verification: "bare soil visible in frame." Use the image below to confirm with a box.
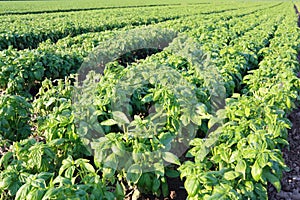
[138,176,187,200]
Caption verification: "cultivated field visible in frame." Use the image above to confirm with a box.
[0,0,300,199]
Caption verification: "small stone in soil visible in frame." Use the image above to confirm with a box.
[170,191,176,199]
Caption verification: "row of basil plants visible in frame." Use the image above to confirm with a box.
[179,4,300,199]
[46,1,276,52]
[0,6,280,199]
[0,3,272,149]
[0,3,294,200]
[187,4,283,96]
[0,29,209,199]
[120,4,284,197]
[0,2,277,98]
[0,3,242,51]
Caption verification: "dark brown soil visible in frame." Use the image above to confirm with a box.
[138,176,187,200]
[267,108,300,200]
[294,4,300,27]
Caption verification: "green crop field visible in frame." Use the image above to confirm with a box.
[0,0,210,14]
[0,0,300,199]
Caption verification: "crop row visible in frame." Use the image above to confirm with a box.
[0,3,249,50]
[47,2,274,54]
[0,2,279,98]
[180,4,300,199]
[0,2,296,199]
[0,0,209,15]
[141,3,283,102]
[87,9,286,196]
[0,5,185,50]
[0,2,277,143]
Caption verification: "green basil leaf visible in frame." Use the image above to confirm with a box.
[224,171,240,181]
[235,160,247,179]
[162,152,180,165]
[184,177,199,197]
[100,119,118,126]
[126,164,142,184]
[112,111,130,124]
[251,160,262,181]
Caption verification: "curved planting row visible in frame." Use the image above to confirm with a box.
[0,3,244,51]
[0,3,274,98]
[0,2,298,200]
[0,26,210,199]
[179,4,300,199]
[0,1,211,15]
[161,2,284,96]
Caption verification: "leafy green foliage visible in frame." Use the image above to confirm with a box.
[0,2,298,199]
[33,77,89,159]
[0,5,217,50]
[0,95,32,141]
[179,4,300,199]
